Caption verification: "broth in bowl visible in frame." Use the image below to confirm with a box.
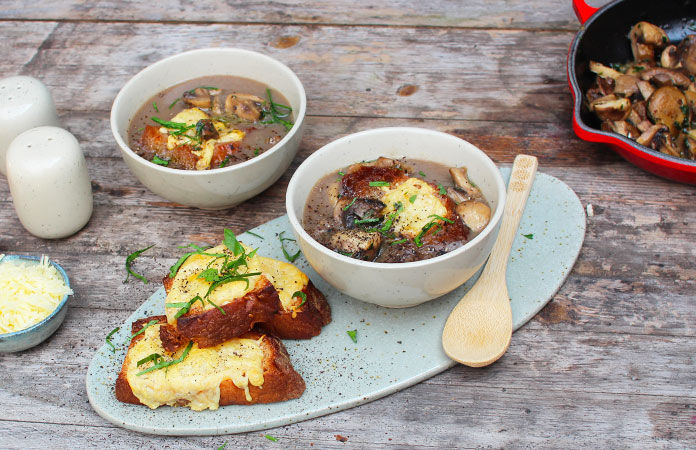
[128,75,294,170]
[303,157,491,263]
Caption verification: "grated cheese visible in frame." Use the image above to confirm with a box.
[0,255,72,334]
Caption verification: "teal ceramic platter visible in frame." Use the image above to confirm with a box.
[86,169,585,436]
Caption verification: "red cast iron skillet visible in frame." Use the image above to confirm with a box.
[568,0,696,183]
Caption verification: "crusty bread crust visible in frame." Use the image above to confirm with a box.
[115,316,306,407]
[263,280,332,339]
[164,276,281,350]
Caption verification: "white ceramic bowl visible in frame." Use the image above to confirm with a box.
[286,127,506,308]
[111,48,307,209]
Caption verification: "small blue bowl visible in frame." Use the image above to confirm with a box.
[0,255,71,352]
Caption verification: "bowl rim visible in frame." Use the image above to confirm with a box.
[0,254,71,340]
[566,0,696,174]
[286,126,507,270]
[110,47,307,176]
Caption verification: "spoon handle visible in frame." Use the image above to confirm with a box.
[482,155,538,278]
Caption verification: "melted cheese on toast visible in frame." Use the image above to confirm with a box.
[165,244,308,324]
[380,177,449,237]
[125,324,265,410]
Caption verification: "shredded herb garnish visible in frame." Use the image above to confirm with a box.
[152,102,159,112]
[265,434,279,442]
[137,353,162,367]
[279,231,301,262]
[292,291,307,308]
[354,217,380,225]
[254,147,261,156]
[390,238,408,245]
[105,327,119,352]
[409,194,417,203]
[207,299,227,315]
[380,202,404,232]
[130,320,159,341]
[418,170,427,177]
[169,243,212,278]
[522,233,534,239]
[152,155,169,166]
[219,156,230,168]
[217,443,228,450]
[437,184,447,195]
[338,171,346,177]
[369,181,390,187]
[245,230,264,239]
[414,215,452,247]
[151,117,192,130]
[224,228,244,256]
[337,250,354,257]
[261,88,293,131]
[166,296,206,319]
[343,197,357,211]
[124,245,154,284]
[136,340,194,376]
[347,330,358,343]
[427,214,454,224]
[168,98,180,109]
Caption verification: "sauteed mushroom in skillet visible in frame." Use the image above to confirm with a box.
[587,22,696,160]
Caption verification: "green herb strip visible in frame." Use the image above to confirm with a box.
[136,340,194,376]
[418,170,426,177]
[390,238,408,245]
[437,184,447,195]
[168,98,180,109]
[522,233,534,239]
[343,197,357,211]
[279,231,301,262]
[137,352,162,367]
[245,230,264,240]
[338,171,346,177]
[152,102,159,112]
[427,214,454,224]
[152,155,169,166]
[207,299,227,315]
[347,330,358,343]
[265,434,279,442]
[166,295,206,319]
[217,443,228,450]
[354,217,380,225]
[151,117,193,130]
[261,88,293,131]
[369,181,390,187]
[219,156,230,168]
[224,228,244,256]
[380,202,404,232]
[124,245,154,284]
[130,320,159,341]
[169,243,212,278]
[409,194,417,204]
[292,291,307,308]
[105,327,119,352]
[337,250,354,257]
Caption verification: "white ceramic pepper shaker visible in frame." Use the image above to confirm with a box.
[0,76,60,175]
[6,126,93,239]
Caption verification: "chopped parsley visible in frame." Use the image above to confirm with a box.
[152,155,169,166]
[409,194,417,203]
[522,233,534,239]
[369,181,390,187]
[265,434,279,442]
[124,245,154,284]
[279,231,301,262]
[347,330,358,343]
[418,170,426,177]
[437,184,447,195]
[105,327,119,352]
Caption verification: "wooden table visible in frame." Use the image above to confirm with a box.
[1,1,694,448]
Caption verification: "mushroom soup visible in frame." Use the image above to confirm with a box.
[128,76,294,170]
[303,157,491,263]
[586,22,696,160]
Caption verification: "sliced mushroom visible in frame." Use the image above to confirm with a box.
[661,45,681,69]
[589,61,623,80]
[677,35,696,75]
[345,157,410,174]
[647,86,688,135]
[195,119,219,140]
[182,88,212,108]
[446,186,468,204]
[586,76,616,102]
[225,93,263,121]
[684,131,696,159]
[589,95,631,121]
[324,229,382,261]
[636,80,655,100]
[636,123,679,156]
[601,120,641,139]
[628,103,652,133]
[640,67,691,88]
[334,197,386,228]
[614,74,640,97]
[629,22,668,62]
[455,201,491,234]
[449,167,482,199]
[685,90,696,117]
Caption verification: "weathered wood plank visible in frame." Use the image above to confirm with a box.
[1,21,575,123]
[0,0,599,30]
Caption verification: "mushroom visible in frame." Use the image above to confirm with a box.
[629,22,668,62]
[589,61,623,80]
[636,123,679,156]
[225,93,264,121]
[195,119,219,140]
[614,74,640,97]
[627,101,653,133]
[677,35,696,75]
[684,130,696,159]
[334,197,385,228]
[660,45,681,69]
[640,67,691,88]
[455,201,491,234]
[601,120,641,139]
[324,229,382,261]
[636,80,655,100]
[685,90,696,117]
[182,88,212,108]
[586,76,616,102]
[345,157,409,174]
[646,86,688,135]
[449,166,482,200]
[589,95,632,121]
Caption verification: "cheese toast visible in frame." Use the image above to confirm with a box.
[163,242,331,348]
[115,316,305,410]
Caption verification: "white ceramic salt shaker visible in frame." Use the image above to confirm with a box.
[0,76,60,175]
[6,126,93,239]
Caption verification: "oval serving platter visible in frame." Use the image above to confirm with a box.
[86,169,586,436]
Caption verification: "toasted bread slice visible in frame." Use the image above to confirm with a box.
[115,316,305,410]
[163,243,330,346]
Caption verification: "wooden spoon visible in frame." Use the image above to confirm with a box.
[442,154,538,367]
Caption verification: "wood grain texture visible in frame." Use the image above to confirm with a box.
[1,0,694,447]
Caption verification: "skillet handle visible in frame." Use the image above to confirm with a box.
[572,0,599,24]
